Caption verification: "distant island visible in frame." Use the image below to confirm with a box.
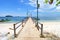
[5,15,13,17]
[0,15,13,22]
[0,19,10,22]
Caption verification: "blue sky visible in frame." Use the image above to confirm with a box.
[0,0,60,18]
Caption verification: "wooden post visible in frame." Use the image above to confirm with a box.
[25,20,26,24]
[22,20,23,27]
[40,24,44,37]
[14,24,16,38]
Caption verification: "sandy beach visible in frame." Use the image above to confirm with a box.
[0,23,14,40]
[0,22,23,40]
[39,21,60,37]
[0,20,60,40]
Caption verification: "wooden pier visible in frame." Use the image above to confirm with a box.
[9,17,59,40]
[13,17,42,40]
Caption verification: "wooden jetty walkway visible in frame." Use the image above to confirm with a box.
[10,17,59,40]
[14,17,44,40]
[14,18,39,40]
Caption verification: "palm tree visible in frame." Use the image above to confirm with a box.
[45,0,60,6]
[36,0,60,38]
[56,0,60,6]
[36,0,39,27]
[36,0,44,37]
[49,0,53,4]
[45,0,49,4]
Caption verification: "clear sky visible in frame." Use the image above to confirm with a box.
[0,0,60,18]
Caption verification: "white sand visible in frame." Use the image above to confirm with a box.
[39,21,60,37]
[0,23,14,40]
[0,22,23,40]
[0,20,60,40]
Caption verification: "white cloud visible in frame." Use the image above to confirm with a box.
[17,8,21,10]
[56,6,60,9]
[29,0,44,8]
[19,0,60,12]
[20,0,24,3]
[54,6,60,12]
[29,0,56,8]
[33,9,44,12]
[28,0,60,12]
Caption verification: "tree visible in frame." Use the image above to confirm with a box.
[45,0,49,4]
[45,0,60,6]
[49,0,53,4]
[56,1,60,6]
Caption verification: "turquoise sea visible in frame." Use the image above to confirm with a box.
[0,16,60,23]
[0,17,27,23]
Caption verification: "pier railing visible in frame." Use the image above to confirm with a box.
[32,18,44,37]
[13,17,28,38]
[38,22,44,37]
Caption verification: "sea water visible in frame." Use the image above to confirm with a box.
[0,17,27,23]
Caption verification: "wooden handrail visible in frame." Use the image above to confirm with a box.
[38,22,44,37]
[15,23,22,29]
[32,18,44,37]
[14,24,16,37]
[33,20,44,37]
[15,21,21,25]
[38,22,41,25]
[31,18,36,23]
[14,21,23,38]
[13,18,29,38]
[40,24,43,37]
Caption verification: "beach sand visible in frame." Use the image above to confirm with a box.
[0,21,60,40]
[0,22,23,40]
[0,23,14,34]
[0,23,14,40]
[39,21,60,37]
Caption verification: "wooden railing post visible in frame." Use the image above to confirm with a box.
[14,24,16,38]
[22,20,23,27]
[40,24,44,37]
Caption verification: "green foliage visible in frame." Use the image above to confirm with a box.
[44,0,49,4]
[44,0,60,6]
[56,0,59,2]
[49,0,53,4]
[0,19,10,22]
[56,1,60,6]
[0,19,5,22]
[37,4,40,8]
